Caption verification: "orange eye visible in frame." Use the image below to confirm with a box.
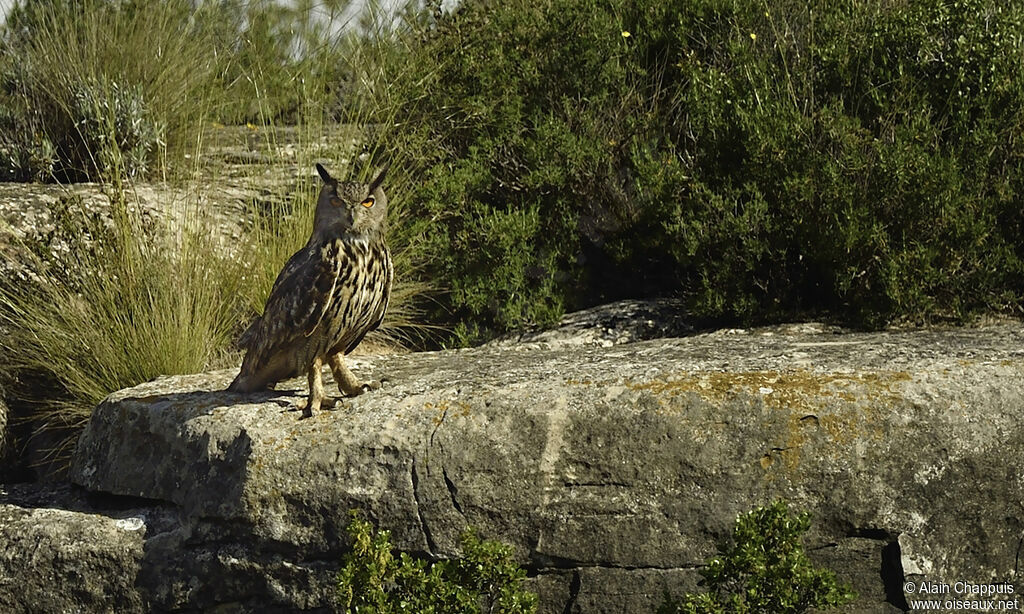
[329,197,343,208]
[361,196,375,208]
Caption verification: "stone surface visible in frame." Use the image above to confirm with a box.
[0,484,148,613]
[487,298,694,348]
[6,321,1024,612]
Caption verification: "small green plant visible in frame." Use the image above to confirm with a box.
[0,95,56,181]
[337,513,537,613]
[660,501,855,614]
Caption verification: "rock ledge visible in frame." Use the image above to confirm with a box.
[3,321,1023,612]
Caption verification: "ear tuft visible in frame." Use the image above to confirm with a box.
[315,163,334,184]
[368,163,390,193]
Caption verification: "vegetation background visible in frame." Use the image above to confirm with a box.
[0,0,1022,473]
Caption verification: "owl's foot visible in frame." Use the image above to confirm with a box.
[296,395,339,419]
[329,353,381,398]
[300,356,330,419]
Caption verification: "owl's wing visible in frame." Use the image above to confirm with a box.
[302,246,342,338]
[236,247,306,352]
[250,244,340,359]
[368,245,394,333]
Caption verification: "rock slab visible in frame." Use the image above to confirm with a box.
[6,320,1024,612]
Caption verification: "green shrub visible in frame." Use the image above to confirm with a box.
[660,501,855,614]
[363,0,1024,341]
[0,98,56,181]
[337,513,537,613]
[210,0,355,125]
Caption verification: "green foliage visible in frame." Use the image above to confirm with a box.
[364,0,1024,340]
[210,0,355,125]
[0,98,56,181]
[0,0,357,181]
[660,501,855,614]
[337,513,537,613]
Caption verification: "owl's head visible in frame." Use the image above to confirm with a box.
[312,163,389,239]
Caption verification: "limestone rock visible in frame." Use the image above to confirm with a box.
[487,298,694,348]
[0,484,147,613]
[9,322,1024,612]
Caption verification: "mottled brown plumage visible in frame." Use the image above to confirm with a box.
[228,163,393,418]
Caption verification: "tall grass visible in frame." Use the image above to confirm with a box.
[0,186,249,468]
[1,0,228,181]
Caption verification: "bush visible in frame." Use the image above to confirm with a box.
[210,0,355,125]
[364,0,1024,342]
[0,80,57,181]
[337,513,537,613]
[659,501,855,614]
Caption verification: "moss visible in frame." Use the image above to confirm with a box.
[423,399,474,425]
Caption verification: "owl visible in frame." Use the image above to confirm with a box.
[228,163,393,418]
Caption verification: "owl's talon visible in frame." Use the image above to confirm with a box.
[361,380,382,393]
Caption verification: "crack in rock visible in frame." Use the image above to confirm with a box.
[442,468,465,519]
[429,406,448,449]
[409,457,436,557]
[561,569,581,614]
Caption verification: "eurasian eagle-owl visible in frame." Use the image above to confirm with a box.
[228,163,393,418]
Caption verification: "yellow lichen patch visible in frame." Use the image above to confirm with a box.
[625,369,910,414]
[423,399,472,425]
[626,369,912,474]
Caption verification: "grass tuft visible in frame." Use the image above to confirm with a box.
[0,184,249,470]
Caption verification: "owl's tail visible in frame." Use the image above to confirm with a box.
[227,358,265,392]
[227,359,284,393]
[227,371,252,392]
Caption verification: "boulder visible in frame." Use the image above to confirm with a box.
[0,484,148,613]
[6,319,1024,612]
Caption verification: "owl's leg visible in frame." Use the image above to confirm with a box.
[329,353,381,397]
[300,355,328,419]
